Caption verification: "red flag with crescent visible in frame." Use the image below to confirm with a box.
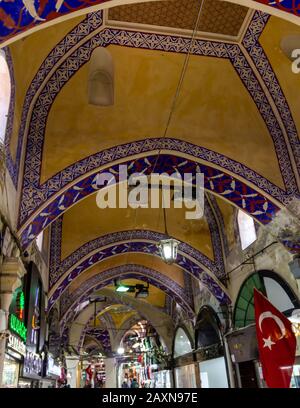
[254,288,296,388]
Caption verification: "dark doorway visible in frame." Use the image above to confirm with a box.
[238,361,259,388]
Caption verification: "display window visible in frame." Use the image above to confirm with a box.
[199,357,228,388]
[2,354,20,388]
[175,364,196,388]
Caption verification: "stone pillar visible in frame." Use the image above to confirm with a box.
[105,357,117,388]
[0,256,26,387]
[65,357,80,388]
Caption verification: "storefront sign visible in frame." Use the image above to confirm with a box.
[7,333,26,357]
[17,291,25,320]
[9,314,27,342]
[23,350,42,378]
[227,325,258,363]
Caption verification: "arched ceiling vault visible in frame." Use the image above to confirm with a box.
[58,263,195,324]
[4,8,296,252]
[3,8,298,253]
[68,288,175,352]
[2,1,300,347]
[47,190,229,311]
[1,0,300,48]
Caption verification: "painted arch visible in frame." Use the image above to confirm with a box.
[1,1,300,48]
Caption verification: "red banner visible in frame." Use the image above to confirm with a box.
[254,288,296,388]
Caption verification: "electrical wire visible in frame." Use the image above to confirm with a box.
[62,1,207,349]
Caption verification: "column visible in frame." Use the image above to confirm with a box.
[105,357,117,388]
[65,357,80,388]
[0,256,26,387]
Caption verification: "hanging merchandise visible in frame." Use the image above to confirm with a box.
[85,365,93,384]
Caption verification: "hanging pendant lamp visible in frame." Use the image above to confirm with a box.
[157,205,179,265]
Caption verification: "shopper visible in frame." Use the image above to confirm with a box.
[121,380,129,388]
[131,378,139,388]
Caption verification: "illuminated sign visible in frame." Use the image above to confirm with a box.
[7,333,26,357]
[23,350,42,378]
[9,314,27,342]
[17,291,25,320]
[30,287,40,345]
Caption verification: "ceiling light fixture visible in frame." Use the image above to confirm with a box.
[157,205,179,265]
[114,279,135,293]
[135,283,149,299]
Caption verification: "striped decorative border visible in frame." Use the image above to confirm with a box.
[5,12,104,186]
[17,11,298,243]
[60,264,194,330]
[49,196,225,286]
[243,11,300,178]
[20,151,281,251]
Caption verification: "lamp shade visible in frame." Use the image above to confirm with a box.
[157,238,179,264]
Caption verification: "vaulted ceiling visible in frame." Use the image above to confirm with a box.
[2,0,300,355]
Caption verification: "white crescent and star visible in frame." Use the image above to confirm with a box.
[258,311,287,350]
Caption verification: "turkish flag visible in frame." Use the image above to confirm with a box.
[254,288,296,388]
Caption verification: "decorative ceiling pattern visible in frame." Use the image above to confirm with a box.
[48,238,229,310]
[48,194,225,288]
[84,328,111,353]
[20,151,281,250]
[58,264,194,321]
[3,48,17,186]
[243,11,300,177]
[4,12,103,187]
[16,11,298,252]
[108,0,249,37]
[0,0,299,46]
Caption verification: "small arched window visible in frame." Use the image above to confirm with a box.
[237,210,256,250]
[36,230,44,252]
[173,327,193,358]
[0,51,11,144]
[88,47,114,106]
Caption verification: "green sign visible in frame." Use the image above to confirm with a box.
[9,314,27,342]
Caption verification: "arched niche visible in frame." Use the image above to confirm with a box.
[234,270,300,329]
[173,326,193,358]
[195,305,222,350]
[88,47,114,106]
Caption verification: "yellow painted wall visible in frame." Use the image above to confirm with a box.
[42,45,283,188]
[106,279,166,308]
[8,16,85,161]
[60,192,214,260]
[68,252,185,292]
[215,196,236,250]
[260,17,300,141]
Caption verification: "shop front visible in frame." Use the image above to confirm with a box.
[2,334,26,388]
[40,354,61,388]
[118,360,172,388]
[118,321,172,388]
[227,324,263,388]
[17,262,46,387]
[2,285,27,388]
[194,306,229,388]
[173,326,197,388]
[290,312,300,388]
[232,270,300,388]
[19,349,43,387]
